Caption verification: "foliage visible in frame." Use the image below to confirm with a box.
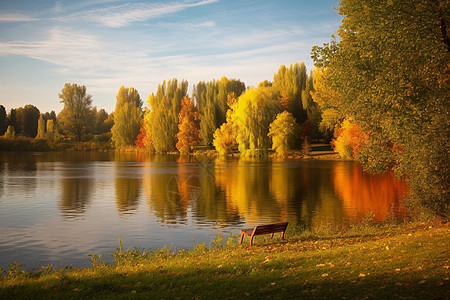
[111,86,143,148]
[4,125,15,139]
[146,79,188,153]
[193,77,246,145]
[15,105,40,137]
[45,120,55,141]
[231,86,282,157]
[272,63,307,123]
[213,122,237,156]
[310,68,344,137]
[312,0,449,216]
[268,111,301,157]
[213,95,239,156]
[35,114,46,139]
[332,118,369,160]
[57,83,93,141]
[176,96,200,154]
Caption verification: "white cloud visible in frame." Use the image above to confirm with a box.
[58,0,218,28]
[0,13,38,22]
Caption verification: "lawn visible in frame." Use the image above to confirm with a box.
[1,220,448,299]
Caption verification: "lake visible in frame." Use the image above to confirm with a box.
[0,151,408,270]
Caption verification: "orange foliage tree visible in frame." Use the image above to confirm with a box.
[176,96,200,154]
[332,118,369,159]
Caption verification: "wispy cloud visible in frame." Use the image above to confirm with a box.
[59,0,218,28]
[0,13,38,22]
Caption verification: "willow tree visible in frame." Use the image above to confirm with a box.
[231,86,282,157]
[312,0,449,215]
[58,83,93,141]
[193,77,245,145]
[111,86,143,148]
[146,79,188,153]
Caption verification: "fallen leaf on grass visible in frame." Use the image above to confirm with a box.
[359,273,366,277]
[322,273,329,277]
[316,264,325,267]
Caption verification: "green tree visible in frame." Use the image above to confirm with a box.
[36,114,46,139]
[312,0,449,215]
[176,96,200,154]
[231,86,282,157]
[147,79,188,153]
[57,83,93,141]
[273,63,307,124]
[193,77,246,145]
[15,105,40,137]
[268,111,301,157]
[111,86,143,148]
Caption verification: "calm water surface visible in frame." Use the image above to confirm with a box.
[0,151,408,270]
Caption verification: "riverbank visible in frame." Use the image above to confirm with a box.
[1,220,448,299]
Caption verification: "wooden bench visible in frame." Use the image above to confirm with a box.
[239,222,288,246]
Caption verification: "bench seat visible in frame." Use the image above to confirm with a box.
[239,222,288,246]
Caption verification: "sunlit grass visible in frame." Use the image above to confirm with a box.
[1,220,448,299]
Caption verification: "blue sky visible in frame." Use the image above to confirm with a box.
[0,0,341,113]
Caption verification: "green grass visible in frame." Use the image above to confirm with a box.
[1,221,449,299]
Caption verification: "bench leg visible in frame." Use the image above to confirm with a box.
[281,231,285,240]
[239,233,244,244]
[270,233,274,239]
[249,235,254,246]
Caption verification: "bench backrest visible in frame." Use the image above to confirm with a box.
[253,222,288,235]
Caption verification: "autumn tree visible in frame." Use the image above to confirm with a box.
[176,96,200,154]
[111,86,142,148]
[231,86,282,156]
[272,63,307,124]
[57,83,93,141]
[332,118,369,160]
[45,119,55,141]
[193,77,245,145]
[146,79,188,153]
[312,0,449,215]
[4,125,15,139]
[268,111,301,157]
[36,114,46,139]
[213,93,239,156]
[310,67,344,138]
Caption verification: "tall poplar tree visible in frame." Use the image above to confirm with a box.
[146,79,188,153]
[36,114,46,139]
[111,86,143,148]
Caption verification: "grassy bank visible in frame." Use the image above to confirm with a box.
[1,220,448,299]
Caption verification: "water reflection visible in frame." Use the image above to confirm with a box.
[59,163,93,217]
[143,155,187,224]
[333,163,408,221]
[114,164,141,214]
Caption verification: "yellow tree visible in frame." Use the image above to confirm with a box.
[35,114,46,139]
[111,86,142,148]
[268,111,301,157]
[231,86,282,157]
[176,96,200,154]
